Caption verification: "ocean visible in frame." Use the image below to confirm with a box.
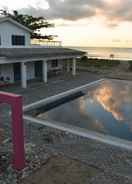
[72,47,132,60]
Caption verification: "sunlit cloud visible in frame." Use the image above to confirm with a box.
[1,0,132,26]
[1,0,132,47]
[16,0,132,26]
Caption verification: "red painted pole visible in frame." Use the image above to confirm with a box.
[11,96,25,170]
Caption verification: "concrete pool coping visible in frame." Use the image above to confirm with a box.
[23,79,104,112]
[23,78,132,152]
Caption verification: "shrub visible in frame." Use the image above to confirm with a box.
[78,56,120,68]
[128,61,132,71]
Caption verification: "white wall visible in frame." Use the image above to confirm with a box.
[0,64,14,82]
[0,21,31,47]
[27,62,35,80]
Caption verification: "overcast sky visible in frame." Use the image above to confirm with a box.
[0,0,132,47]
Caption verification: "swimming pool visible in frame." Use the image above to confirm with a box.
[24,79,132,150]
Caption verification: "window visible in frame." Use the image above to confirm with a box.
[12,35,25,46]
[51,60,58,68]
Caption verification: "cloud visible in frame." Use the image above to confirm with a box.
[20,0,132,26]
[99,0,132,25]
[20,0,99,20]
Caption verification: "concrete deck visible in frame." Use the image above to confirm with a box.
[2,71,100,105]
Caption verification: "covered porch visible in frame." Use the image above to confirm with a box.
[0,47,85,88]
[20,57,77,88]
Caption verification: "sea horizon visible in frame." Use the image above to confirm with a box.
[70,46,132,49]
[68,46,132,61]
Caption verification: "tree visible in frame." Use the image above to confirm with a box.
[0,9,56,40]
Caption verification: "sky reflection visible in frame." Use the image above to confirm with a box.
[37,79,132,141]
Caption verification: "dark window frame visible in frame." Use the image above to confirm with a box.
[12,35,25,46]
[51,60,58,68]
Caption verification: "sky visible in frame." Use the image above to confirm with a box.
[0,0,132,47]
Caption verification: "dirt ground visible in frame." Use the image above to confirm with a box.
[22,155,99,184]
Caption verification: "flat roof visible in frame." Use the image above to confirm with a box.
[0,47,86,60]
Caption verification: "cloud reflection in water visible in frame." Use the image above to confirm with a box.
[88,80,132,122]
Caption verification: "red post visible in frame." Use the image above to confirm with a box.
[0,92,25,170]
[11,96,25,170]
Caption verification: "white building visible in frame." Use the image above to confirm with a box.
[0,16,85,88]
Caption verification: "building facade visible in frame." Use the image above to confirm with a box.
[0,17,85,88]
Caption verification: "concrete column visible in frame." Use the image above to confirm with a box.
[21,62,27,88]
[42,60,48,83]
[67,61,70,72]
[72,58,76,76]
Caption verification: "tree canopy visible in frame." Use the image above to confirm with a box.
[0,9,56,40]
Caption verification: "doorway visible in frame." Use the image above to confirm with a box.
[13,63,21,81]
[35,61,43,80]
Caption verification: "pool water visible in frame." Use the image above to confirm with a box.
[35,79,132,141]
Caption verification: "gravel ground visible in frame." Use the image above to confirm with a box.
[1,71,132,184]
[22,154,99,184]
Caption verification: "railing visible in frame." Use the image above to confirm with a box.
[31,41,62,48]
[0,41,62,49]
